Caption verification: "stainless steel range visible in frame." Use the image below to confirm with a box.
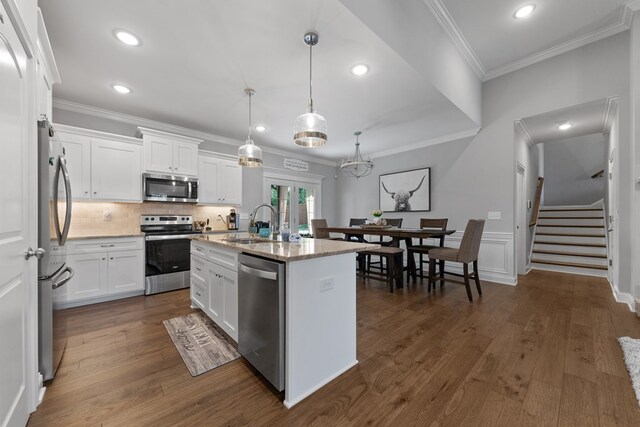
[141,215,202,295]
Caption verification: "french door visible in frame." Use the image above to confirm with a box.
[263,174,321,236]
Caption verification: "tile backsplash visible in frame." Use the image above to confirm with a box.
[67,202,236,237]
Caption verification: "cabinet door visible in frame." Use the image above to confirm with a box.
[143,135,174,174]
[206,262,223,322]
[220,266,238,341]
[107,250,143,294]
[173,142,198,176]
[219,160,242,205]
[198,156,220,204]
[59,132,91,199]
[91,138,142,201]
[66,252,109,301]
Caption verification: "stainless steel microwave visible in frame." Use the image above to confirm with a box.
[142,173,198,203]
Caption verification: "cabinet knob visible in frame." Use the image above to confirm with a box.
[169,166,173,170]
[94,192,97,195]
[110,257,114,260]
[102,258,106,260]
[84,191,88,195]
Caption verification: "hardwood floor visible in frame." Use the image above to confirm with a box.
[29,270,640,426]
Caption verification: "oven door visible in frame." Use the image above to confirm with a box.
[145,236,192,277]
[143,173,198,203]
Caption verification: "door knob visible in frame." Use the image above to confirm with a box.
[25,247,46,260]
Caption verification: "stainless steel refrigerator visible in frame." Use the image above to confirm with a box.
[37,119,74,382]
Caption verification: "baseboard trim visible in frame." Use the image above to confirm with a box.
[55,290,144,309]
[607,280,635,312]
[443,263,517,286]
[283,360,359,408]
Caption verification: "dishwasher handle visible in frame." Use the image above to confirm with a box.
[239,263,278,281]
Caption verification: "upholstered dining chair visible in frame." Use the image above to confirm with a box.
[407,218,448,283]
[367,217,403,274]
[311,219,343,240]
[427,219,485,302]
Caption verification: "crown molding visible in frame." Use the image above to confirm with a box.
[422,0,486,79]
[514,120,536,147]
[602,96,619,135]
[52,123,141,145]
[136,126,203,145]
[52,98,339,167]
[428,0,639,82]
[369,127,480,159]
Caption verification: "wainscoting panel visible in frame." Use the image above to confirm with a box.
[429,231,515,285]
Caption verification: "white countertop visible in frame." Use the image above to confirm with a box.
[191,232,379,262]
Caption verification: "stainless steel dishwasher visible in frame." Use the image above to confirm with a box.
[238,253,285,391]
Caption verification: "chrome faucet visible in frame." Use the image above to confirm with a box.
[249,203,278,236]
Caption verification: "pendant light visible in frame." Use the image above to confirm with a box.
[341,131,374,179]
[294,32,327,147]
[238,88,263,167]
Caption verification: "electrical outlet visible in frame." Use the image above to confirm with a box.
[319,277,334,292]
[488,211,501,220]
[103,210,112,221]
[240,212,249,220]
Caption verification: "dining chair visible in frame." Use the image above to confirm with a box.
[427,219,485,302]
[367,217,403,274]
[347,218,368,242]
[358,246,404,292]
[310,219,343,240]
[407,218,448,283]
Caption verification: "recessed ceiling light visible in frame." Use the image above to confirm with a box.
[111,84,131,94]
[255,125,266,132]
[514,4,536,19]
[557,122,572,131]
[350,64,369,76]
[114,30,141,46]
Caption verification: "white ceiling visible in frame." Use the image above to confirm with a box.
[520,98,610,143]
[40,0,478,161]
[436,0,632,79]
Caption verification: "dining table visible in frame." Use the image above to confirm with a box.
[316,226,456,277]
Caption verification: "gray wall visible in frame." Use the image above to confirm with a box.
[52,108,339,227]
[542,134,606,206]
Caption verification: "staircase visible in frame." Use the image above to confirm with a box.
[531,205,608,277]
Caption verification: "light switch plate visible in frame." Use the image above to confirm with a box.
[488,211,501,220]
[240,212,249,220]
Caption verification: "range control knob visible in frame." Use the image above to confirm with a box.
[151,218,155,221]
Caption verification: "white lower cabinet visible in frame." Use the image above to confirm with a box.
[191,244,238,342]
[62,238,144,307]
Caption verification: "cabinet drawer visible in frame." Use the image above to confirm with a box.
[190,277,207,310]
[190,255,206,282]
[191,242,207,257]
[69,237,144,254]
[205,245,238,271]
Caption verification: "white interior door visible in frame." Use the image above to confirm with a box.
[0,5,33,425]
[516,164,527,275]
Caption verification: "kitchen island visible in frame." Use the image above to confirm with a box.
[190,233,378,408]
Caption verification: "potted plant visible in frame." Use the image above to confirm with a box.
[371,209,384,225]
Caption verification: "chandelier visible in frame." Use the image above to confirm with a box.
[341,131,374,179]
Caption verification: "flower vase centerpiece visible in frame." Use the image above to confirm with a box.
[371,210,386,226]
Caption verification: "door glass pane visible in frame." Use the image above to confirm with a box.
[297,186,316,236]
[270,184,291,231]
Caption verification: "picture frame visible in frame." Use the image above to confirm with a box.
[379,167,431,212]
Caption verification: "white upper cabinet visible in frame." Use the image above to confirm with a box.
[55,124,143,202]
[58,132,91,199]
[198,151,243,206]
[91,137,142,201]
[35,8,61,120]
[137,127,202,176]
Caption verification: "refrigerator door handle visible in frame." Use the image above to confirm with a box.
[51,265,74,289]
[53,156,73,246]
